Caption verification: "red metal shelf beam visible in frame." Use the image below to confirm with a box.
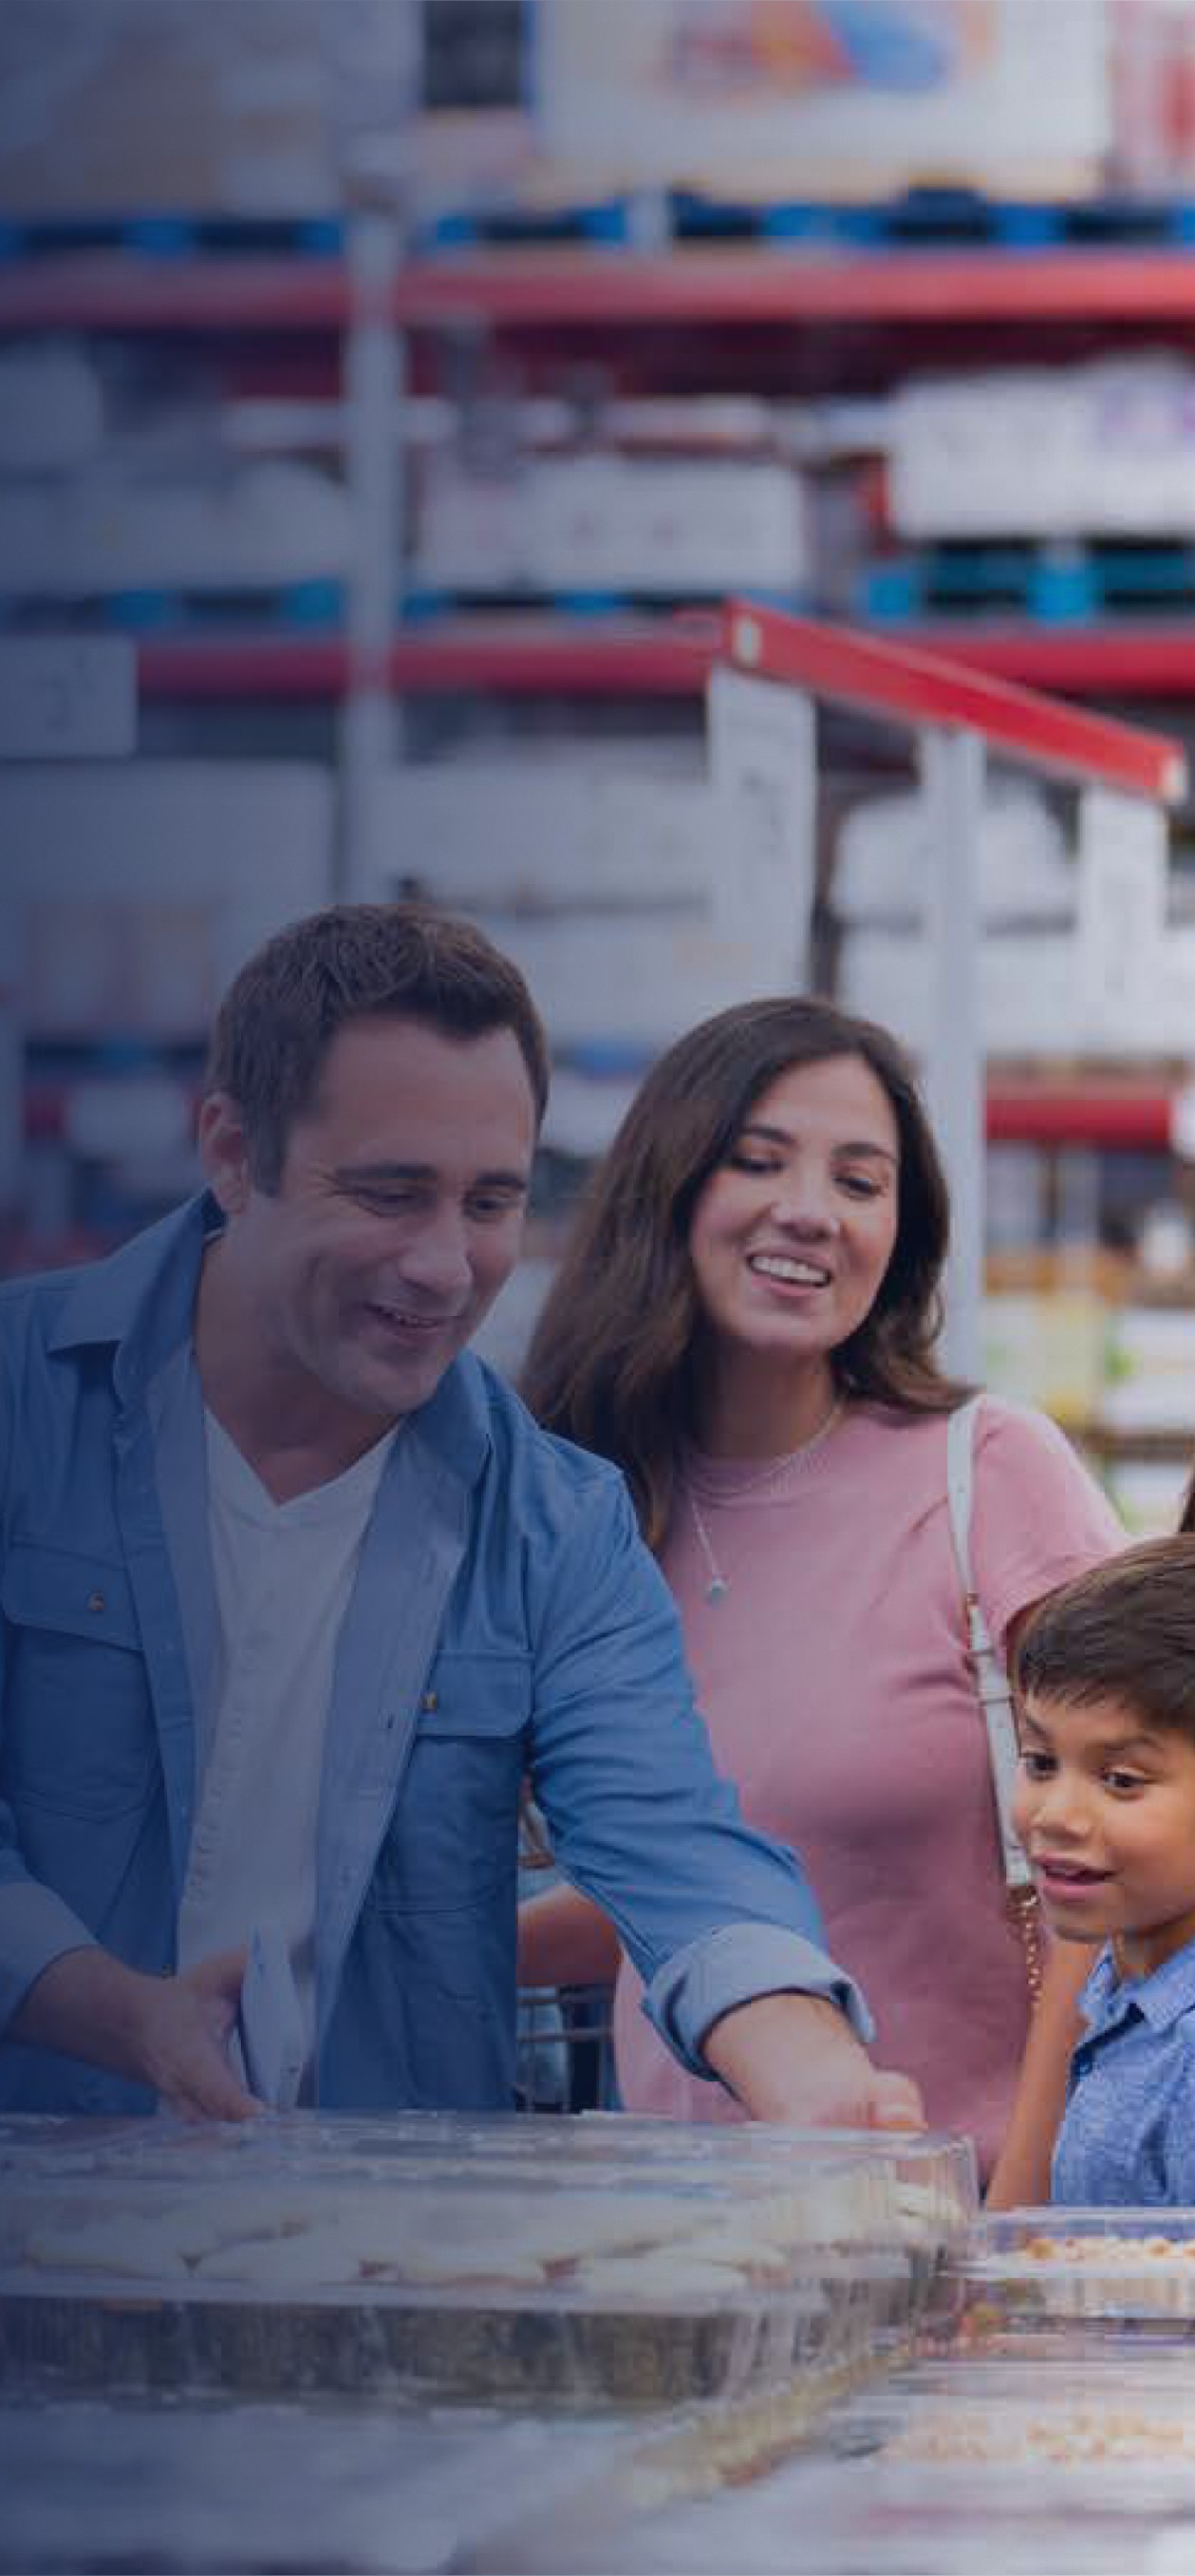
[135,620,1195,706]
[721,602,1187,802]
[887,626,1195,700]
[22,1065,1176,1152]
[9,250,1195,336]
[0,257,350,334]
[388,619,718,694]
[138,638,351,698]
[985,1086,1174,1148]
[389,250,1195,332]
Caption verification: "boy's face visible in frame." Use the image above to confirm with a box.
[1014,1690,1195,1981]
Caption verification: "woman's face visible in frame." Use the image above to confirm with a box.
[686,1052,902,1372]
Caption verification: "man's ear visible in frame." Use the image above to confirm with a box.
[197,1092,253,1215]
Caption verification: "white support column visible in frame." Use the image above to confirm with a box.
[338,209,402,899]
[920,724,987,1382]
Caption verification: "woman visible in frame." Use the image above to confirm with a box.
[519,997,1121,2191]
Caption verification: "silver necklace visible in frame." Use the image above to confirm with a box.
[685,1399,844,1603]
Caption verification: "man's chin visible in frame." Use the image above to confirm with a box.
[346,1349,456,1422]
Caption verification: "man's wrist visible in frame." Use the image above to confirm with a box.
[701,1987,857,2116]
[12,1946,158,2086]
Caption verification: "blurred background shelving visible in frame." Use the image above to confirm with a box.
[8,0,1195,1522]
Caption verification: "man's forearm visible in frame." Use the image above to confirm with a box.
[701,1989,924,2131]
[10,1945,171,2081]
[9,1944,258,2122]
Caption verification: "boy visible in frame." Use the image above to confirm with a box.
[1012,1534,1195,2205]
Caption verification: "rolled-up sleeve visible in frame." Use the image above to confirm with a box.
[0,1570,102,2030]
[528,1461,870,2078]
[0,1880,98,2032]
[646,1921,871,2078]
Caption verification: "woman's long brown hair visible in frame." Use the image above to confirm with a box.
[522,996,970,1552]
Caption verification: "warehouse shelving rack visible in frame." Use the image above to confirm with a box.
[7,222,1195,1179]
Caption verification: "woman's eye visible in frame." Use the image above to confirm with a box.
[838,1173,882,1199]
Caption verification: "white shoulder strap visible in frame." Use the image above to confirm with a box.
[945,1398,1034,1891]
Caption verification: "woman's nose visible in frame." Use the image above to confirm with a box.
[768,1174,836,1232]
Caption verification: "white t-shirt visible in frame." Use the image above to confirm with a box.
[176,1411,397,2077]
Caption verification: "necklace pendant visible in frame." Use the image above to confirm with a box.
[707,1574,729,1602]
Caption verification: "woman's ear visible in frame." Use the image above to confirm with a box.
[196,1092,253,1216]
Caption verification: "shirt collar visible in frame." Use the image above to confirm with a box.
[46,1192,216,1382]
[1081,1935,1195,2040]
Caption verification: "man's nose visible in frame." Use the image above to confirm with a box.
[399,1205,473,1297]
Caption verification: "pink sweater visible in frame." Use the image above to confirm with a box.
[613,1397,1124,2179]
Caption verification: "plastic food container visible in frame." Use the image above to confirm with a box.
[963,2210,1195,2324]
[0,2114,964,2409]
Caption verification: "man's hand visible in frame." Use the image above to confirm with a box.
[137,1951,261,2121]
[701,1991,924,2130]
[10,1945,260,2122]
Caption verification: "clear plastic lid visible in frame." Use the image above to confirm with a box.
[0,2110,962,2407]
[964,2208,1195,2321]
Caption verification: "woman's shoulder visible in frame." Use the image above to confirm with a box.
[856,1389,1078,1455]
[967,1389,1093,1470]
[847,1391,1112,1507]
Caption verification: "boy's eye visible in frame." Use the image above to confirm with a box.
[1105,1769,1148,1796]
[1018,1749,1054,1780]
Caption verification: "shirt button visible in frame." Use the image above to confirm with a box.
[86,1590,105,1614]
[421,1690,438,1712]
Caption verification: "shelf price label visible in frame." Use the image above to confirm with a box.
[706,663,815,990]
[0,638,137,761]
[1074,786,1167,1050]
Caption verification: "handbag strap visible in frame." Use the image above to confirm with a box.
[945,1396,1035,1892]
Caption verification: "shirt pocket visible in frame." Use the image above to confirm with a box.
[1,1541,159,1819]
[371,1653,532,1915]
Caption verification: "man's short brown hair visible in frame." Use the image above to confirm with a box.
[205,903,551,1191]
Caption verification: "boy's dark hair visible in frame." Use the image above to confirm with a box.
[205,902,551,1191]
[1013,1535,1195,1741]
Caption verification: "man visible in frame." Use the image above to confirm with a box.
[0,904,919,2127]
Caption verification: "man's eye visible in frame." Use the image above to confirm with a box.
[354,1188,419,1216]
[468,1194,520,1222]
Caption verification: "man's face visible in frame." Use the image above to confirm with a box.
[202,1017,536,1429]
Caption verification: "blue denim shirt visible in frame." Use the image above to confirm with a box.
[1053,1940,1195,2206]
[0,1195,867,2115]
